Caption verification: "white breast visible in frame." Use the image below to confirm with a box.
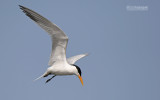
[48,61,77,75]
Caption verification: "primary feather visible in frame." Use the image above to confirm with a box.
[19,5,68,66]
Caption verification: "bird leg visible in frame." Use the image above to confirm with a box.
[45,75,56,83]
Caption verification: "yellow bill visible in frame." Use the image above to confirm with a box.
[78,75,84,86]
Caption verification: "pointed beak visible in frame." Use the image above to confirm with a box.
[78,75,84,86]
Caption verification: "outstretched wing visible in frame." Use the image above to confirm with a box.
[19,5,68,66]
[67,54,88,64]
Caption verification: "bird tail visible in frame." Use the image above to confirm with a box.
[33,72,48,81]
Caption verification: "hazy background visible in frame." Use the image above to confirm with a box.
[0,0,160,100]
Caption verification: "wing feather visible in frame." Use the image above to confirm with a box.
[19,5,68,66]
[67,54,88,64]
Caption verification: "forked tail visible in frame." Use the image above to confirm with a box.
[33,72,48,81]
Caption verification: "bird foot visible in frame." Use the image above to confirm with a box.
[45,75,56,83]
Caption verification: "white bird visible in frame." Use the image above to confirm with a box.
[19,5,88,86]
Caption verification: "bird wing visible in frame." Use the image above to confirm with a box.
[19,5,68,66]
[67,54,88,64]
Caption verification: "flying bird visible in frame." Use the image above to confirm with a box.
[19,5,88,86]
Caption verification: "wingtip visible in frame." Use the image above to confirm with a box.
[19,5,23,9]
[85,53,89,56]
[19,5,27,10]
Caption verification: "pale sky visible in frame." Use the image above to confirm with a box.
[0,0,160,100]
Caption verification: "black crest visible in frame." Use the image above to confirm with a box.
[73,64,82,76]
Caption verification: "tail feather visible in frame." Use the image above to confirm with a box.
[33,72,48,81]
[34,75,43,81]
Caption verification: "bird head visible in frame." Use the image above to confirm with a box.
[72,64,83,86]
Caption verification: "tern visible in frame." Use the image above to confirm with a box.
[19,5,88,86]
